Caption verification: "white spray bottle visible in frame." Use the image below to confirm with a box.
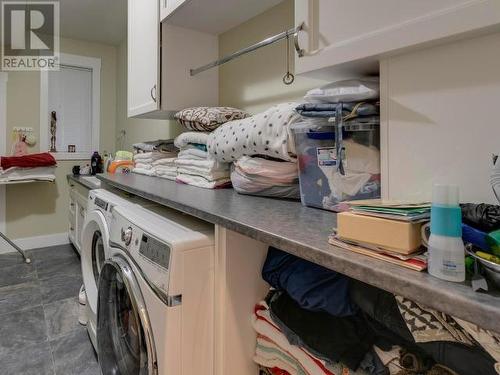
[428,184,466,282]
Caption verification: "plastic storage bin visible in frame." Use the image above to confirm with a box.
[291,116,380,212]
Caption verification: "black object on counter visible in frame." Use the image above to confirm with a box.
[72,165,80,176]
[90,151,103,175]
[461,203,500,232]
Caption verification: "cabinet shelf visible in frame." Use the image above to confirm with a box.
[161,0,284,35]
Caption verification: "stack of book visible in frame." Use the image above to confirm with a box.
[329,200,431,271]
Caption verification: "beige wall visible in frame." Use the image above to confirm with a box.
[115,38,182,152]
[218,0,326,114]
[5,37,118,239]
[380,31,500,204]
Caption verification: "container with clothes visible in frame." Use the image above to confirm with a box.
[291,113,381,212]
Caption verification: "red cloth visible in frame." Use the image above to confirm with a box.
[271,367,291,375]
[1,152,57,169]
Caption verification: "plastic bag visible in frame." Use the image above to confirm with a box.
[230,156,300,200]
[304,77,379,104]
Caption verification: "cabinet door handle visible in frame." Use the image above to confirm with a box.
[294,23,305,58]
[150,84,157,102]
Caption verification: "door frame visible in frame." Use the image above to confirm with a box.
[0,72,8,234]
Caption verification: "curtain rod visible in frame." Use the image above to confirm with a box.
[190,23,304,76]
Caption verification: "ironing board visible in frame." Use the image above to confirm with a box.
[0,179,56,264]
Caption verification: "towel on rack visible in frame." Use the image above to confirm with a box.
[1,152,56,170]
[0,166,56,183]
[208,102,301,163]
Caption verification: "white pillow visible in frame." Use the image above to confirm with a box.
[304,77,379,103]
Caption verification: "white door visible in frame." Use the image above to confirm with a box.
[295,0,500,77]
[128,0,160,117]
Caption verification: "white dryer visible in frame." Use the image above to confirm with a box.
[97,204,214,375]
[81,189,156,350]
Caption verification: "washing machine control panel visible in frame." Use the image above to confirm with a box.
[139,234,171,270]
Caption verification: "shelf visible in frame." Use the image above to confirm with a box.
[98,173,500,333]
[161,0,284,35]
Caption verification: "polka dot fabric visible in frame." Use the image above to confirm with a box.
[207,103,301,163]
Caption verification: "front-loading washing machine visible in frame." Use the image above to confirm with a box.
[97,203,214,375]
[81,188,156,350]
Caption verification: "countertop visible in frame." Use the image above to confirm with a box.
[98,172,500,332]
[67,174,102,190]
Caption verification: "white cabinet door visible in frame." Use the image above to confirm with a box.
[160,0,186,22]
[128,0,160,117]
[295,0,500,78]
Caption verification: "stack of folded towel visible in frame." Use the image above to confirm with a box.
[152,157,177,180]
[133,151,179,177]
[173,132,231,189]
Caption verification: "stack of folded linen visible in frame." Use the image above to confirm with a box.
[133,151,178,177]
[231,156,300,199]
[206,102,303,199]
[152,157,177,180]
[0,152,57,183]
[132,139,178,154]
[173,132,230,189]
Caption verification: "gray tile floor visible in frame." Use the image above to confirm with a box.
[0,244,101,375]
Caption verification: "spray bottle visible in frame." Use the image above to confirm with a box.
[428,184,466,282]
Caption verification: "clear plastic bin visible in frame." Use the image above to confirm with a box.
[291,116,381,212]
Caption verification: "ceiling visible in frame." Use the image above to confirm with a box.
[59,0,127,46]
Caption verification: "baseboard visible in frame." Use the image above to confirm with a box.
[13,232,70,250]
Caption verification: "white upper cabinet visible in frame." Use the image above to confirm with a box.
[295,0,500,78]
[128,0,219,119]
[128,0,160,118]
[160,0,186,22]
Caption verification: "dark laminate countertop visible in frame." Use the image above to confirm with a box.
[67,174,102,190]
[98,172,500,332]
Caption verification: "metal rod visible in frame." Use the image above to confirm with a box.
[190,24,303,76]
[0,230,31,264]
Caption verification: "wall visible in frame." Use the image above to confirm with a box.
[380,31,500,204]
[218,0,326,114]
[115,38,182,151]
[4,37,117,240]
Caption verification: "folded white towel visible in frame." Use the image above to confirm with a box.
[177,167,229,181]
[174,132,210,149]
[178,148,208,160]
[134,151,174,161]
[158,174,176,181]
[175,158,228,170]
[152,157,177,166]
[135,163,152,170]
[154,165,177,172]
[177,174,230,189]
[132,168,155,176]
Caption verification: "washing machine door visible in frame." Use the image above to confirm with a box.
[97,255,158,375]
[81,210,110,318]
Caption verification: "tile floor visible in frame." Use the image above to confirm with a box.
[0,244,101,375]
